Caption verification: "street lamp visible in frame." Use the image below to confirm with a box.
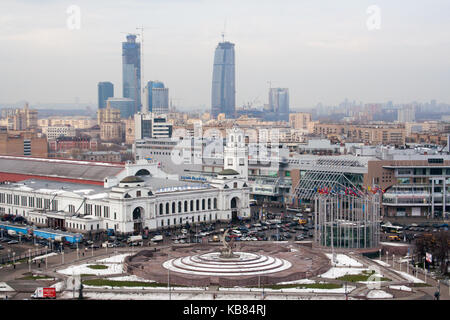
[45,246,48,269]
[76,242,79,260]
[423,257,427,283]
[62,250,64,264]
[407,257,409,274]
[168,256,171,301]
[393,254,395,269]
[28,249,31,273]
[386,251,388,264]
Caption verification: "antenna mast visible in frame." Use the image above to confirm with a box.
[222,19,226,42]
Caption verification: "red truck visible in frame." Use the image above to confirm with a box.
[31,287,56,299]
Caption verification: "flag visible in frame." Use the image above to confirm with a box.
[426,252,432,263]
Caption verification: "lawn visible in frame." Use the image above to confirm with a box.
[86,265,109,270]
[254,283,342,290]
[82,279,188,288]
[337,270,391,282]
[17,275,53,280]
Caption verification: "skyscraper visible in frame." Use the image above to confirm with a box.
[144,81,169,114]
[97,82,114,109]
[122,34,141,115]
[106,98,135,119]
[269,88,289,121]
[211,41,235,119]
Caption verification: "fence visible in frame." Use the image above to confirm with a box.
[0,248,53,265]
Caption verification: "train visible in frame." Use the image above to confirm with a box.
[0,222,83,244]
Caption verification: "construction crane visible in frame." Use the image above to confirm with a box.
[136,26,146,112]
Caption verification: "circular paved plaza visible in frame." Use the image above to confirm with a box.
[125,243,330,287]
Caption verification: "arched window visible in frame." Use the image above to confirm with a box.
[208,199,211,210]
[190,200,194,212]
[202,199,205,210]
[184,201,188,212]
[196,199,199,211]
[178,201,182,213]
[166,203,169,215]
[214,198,217,209]
[172,202,176,214]
[159,203,163,215]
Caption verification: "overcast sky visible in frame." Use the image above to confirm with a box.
[1,0,450,110]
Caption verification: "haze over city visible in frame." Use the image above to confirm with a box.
[1,0,450,109]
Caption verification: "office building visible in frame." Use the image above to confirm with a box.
[211,41,235,119]
[122,34,141,114]
[106,98,135,119]
[42,125,76,140]
[0,131,47,157]
[397,105,416,123]
[269,88,289,121]
[289,112,312,131]
[134,113,173,140]
[97,82,114,109]
[145,81,169,114]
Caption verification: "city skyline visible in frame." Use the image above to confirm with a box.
[1,0,450,110]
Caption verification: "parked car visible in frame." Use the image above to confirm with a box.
[0,244,4,250]
[7,240,19,244]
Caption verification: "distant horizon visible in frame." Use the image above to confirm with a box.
[1,98,449,112]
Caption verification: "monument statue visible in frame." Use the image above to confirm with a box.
[219,229,239,258]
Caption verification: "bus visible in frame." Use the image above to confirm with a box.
[381,224,404,234]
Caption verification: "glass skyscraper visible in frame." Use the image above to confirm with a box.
[98,82,114,109]
[269,88,289,121]
[122,34,141,115]
[211,41,235,119]
[145,81,169,114]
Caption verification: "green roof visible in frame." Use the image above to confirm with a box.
[120,176,144,183]
[218,169,239,176]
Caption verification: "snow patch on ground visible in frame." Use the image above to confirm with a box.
[367,289,393,299]
[325,254,363,267]
[389,285,412,292]
[32,252,58,261]
[106,275,155,282]
[380,242,409,247]
[0,282,14,292]
[51,281,65,292]
[393,270,424,283]
[57,263,124,276]
[83,285,207,291]
[319,268,368,279]
[97,253,133,264]
[277,279,316,285]
[372,259,391,267]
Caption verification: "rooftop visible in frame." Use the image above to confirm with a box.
[0,155,124,183]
